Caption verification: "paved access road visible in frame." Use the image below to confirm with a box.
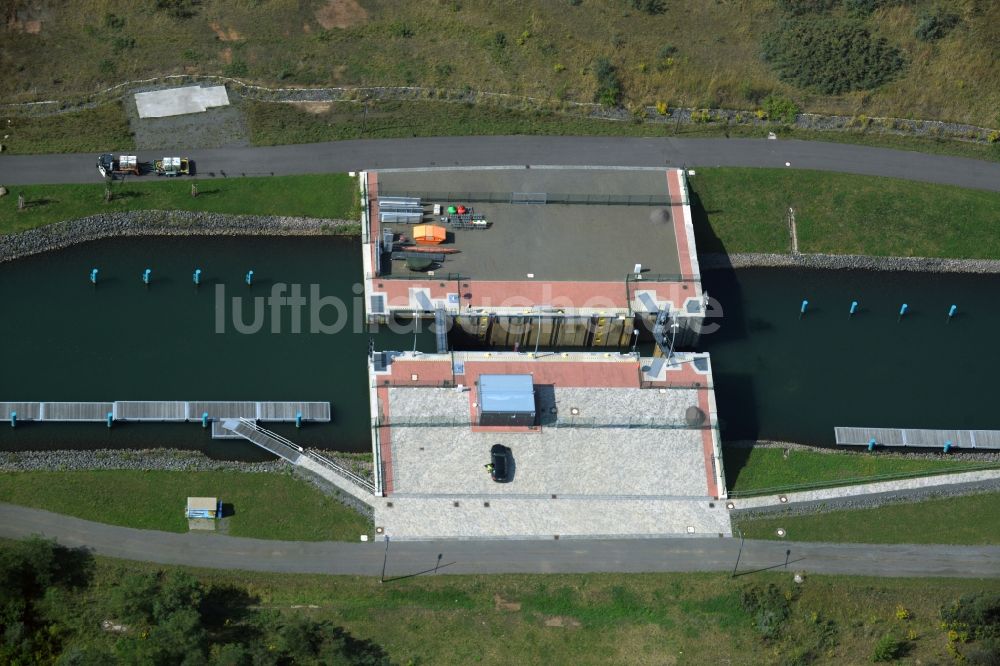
[2,504,997,578]
[1,136,998,191]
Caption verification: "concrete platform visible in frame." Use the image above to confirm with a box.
[374,496,732,540]
[134,85,230,119]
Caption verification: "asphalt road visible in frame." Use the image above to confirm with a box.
[1,136,999,191]
[2,504,997,578]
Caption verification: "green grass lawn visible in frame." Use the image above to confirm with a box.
[725,447,994,496]
[690,168,1000,258]
[85,555,991,665]
[0,173,358,234]
[0,470,370,541]
[736,492,1000,546]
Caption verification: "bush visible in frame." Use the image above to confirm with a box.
[388,20,414,38]
[941,593,1000,641]
[844,0,901,17]
[741,584,792,640]
[915,8,960,42]
[224,60,249,77]
[593,57,623,107]
[762,95,800,123]
[762,18,905,94]
[776,0,839,15]
[872,635,904,662]
[630,0,666,14]
[154,0,198,19]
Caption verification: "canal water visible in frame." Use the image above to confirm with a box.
[1,236,998,457]
[0,236,434,459]
[700,267,1000,445]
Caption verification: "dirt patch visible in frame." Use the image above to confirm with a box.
[220,47,233,65]
[289,101,333,115]
[209,21,241,41]
[493,594,522,612]
[543,616,581,628]
[315,0,368,30]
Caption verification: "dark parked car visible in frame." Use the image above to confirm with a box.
[490,444,511,483]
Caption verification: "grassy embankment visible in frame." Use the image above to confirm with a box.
[0,470,370,541]
[724,447,996,496]
[76,554,995,665]
[5,167,1000,261]
[0,173,358,235]
[736,491,1000,546]
[2,0,998,125]
[244,99,1000,161]
[689,167,1000,258]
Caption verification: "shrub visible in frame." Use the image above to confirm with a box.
[844,0,901,17]
[569,0,582,5]
[762,18,905,94]
[154,0,198,19]
[762,95,800,123]
[872,635,904,662]
[776,0,839,15]
[104,13,125,30]
[988,130,1000,144]
[224,60,249,77]
[895,605,912,620]
[388,21,414,38]
[741,584,792,640]
[593,57,623,106]
[112,36,136,54]
[915,8,960,42]
[656,100,668,115]
[941,593,1000,641]
[630,0,667,15]
[658,44,678,59]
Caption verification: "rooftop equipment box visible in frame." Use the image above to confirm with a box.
[478,374,536,426]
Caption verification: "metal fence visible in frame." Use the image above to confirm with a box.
[378,191,688,207]
[373,414,718,430]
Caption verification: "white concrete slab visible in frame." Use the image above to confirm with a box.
[134,85,230,119]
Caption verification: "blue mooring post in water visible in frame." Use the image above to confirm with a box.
[799,299,808,319]
[944,440,953,453]
[202,412,209,429]
[868,437,876,452]
[106,412,113,429]
[193,269,202,286]
[142,268,151,285]
[849,300,858,317]
[948,304,957,322]
[9,411,15,428]
[898,303,908,321]
[90,268,98,285]
[245,270,254,286]
[295,411,303,429]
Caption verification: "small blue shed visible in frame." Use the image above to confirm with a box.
[478,374,536,426]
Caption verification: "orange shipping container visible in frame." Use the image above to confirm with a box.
[412,224,447,245]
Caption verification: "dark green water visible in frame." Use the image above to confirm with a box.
[1,237,998,456]
[700,267,1000,445]
[0,236,434,458]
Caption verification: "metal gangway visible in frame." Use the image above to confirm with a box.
[434,307,449,353]
[222,418,376,502]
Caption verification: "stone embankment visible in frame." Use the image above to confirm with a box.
[0,448,285,473]
[701,252,1000,274]
[0,210,356,264]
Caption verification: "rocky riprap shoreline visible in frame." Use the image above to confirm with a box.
[0,210,356,264]
[700,252,1000,274]
[0,448,286,473]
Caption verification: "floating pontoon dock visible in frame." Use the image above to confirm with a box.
[835,426,1000,450]
[2,401,330,424]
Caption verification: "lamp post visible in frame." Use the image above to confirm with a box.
[379,535,390,583]
[631,328,640,355]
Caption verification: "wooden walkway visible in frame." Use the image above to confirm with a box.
[836,426,1000,450]
[2,401,330,424]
